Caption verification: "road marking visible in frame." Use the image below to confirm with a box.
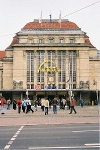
[29,146,82,149]
[29,145,99,149]
[8,141,13,145]
[4,126,24,149]
[4,145,10,149]
[10,137,15,141]
[85,143,100,147]
[85,143,100,146]
[72,130,99,132]
[13,135,17,138]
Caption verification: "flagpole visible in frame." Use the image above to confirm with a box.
[39,10,42,28]
[49,14,52,28]
[59,10,61,28]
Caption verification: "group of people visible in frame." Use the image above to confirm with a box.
[0,96,35,114]
[14,98,35,114]
[40,97,77,115]
[0,95,82,115]
[41,97,58,115]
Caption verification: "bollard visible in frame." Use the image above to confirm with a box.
[92,101,94,105]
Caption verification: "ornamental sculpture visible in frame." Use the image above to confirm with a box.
[38,60,61,73]
[13,80,23,89]
[80,81,89,89]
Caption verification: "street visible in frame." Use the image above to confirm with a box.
[0,123,99,150]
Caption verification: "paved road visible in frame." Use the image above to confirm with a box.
[0,123,99,150]
[0,105,99,126]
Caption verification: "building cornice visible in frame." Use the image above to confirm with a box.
[2,57,13,62]
[12,43,90,48]
[18,28,84,35]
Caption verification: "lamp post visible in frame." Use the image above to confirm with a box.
[26,90,28,99]
[93,80,98,104]
[68,63,72,101]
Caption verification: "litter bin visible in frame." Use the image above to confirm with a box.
[92,101,94,105]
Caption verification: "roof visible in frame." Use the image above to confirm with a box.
[6,19,95,49]
[0,51,6,59]
[23,21,79,29]
[85,38,95,48]
[6,36,18,49]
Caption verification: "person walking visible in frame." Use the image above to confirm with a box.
[13,99,16,110]
[26,98,34,113]
[7,98,11,110]
[80,99,84,107]
[1,96,5,114]
[22,99,26,113]
[34,100,38,111]
[53,97,58,114]
[44,98,49,115]
[69,97,77,114]
[62,98,66,110]
[17,98,22,114]
[41,98,45,111]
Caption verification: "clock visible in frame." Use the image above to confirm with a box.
[49,76,54,82]
[48,75,55,84]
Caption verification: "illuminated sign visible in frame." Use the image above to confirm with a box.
[38,60,61,73]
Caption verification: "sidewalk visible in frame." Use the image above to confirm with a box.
[0,105,99,126]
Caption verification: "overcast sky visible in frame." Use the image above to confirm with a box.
[0,0,100,50]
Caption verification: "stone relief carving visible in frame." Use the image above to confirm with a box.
[80,81,89,89]
[13,80,23,89]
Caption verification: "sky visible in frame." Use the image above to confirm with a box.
[0,0,100,50]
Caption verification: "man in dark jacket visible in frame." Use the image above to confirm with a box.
[53,98,57,114]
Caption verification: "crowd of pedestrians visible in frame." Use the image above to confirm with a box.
[40,96,77,115]
[0,95,79,115]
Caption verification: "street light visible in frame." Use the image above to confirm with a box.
[26,90,28,99]
[68,63,72,101]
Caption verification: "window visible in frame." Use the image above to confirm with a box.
[58,51,66,84]
[37,51,44,83]
[68,51,77,89]
[70,39,74,43]
[39,39,43,44]
[59,39,63,43]
[27,52,34,89]
[49,39,54,44]
[28,39,33,44]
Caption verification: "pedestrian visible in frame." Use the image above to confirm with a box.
[62,98,66,110]
[34,100,38,111]
[26,98,34,113]
[69,97,77,114]
[41,98,45,111]
[80,99,84,107]
[67,99,70,110]
[49,98,52,109]
[53,97,58,114]
[13,99,16,110]
[60,99,63,109]
[17,97,22,114]
[1,96,5,114]
[22,99,26,113]
[58,99,60,110]
[0,96,1,110]
[44,98,49,115]
[7,98,11,110]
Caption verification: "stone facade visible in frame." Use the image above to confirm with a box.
[0,19,100,104]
